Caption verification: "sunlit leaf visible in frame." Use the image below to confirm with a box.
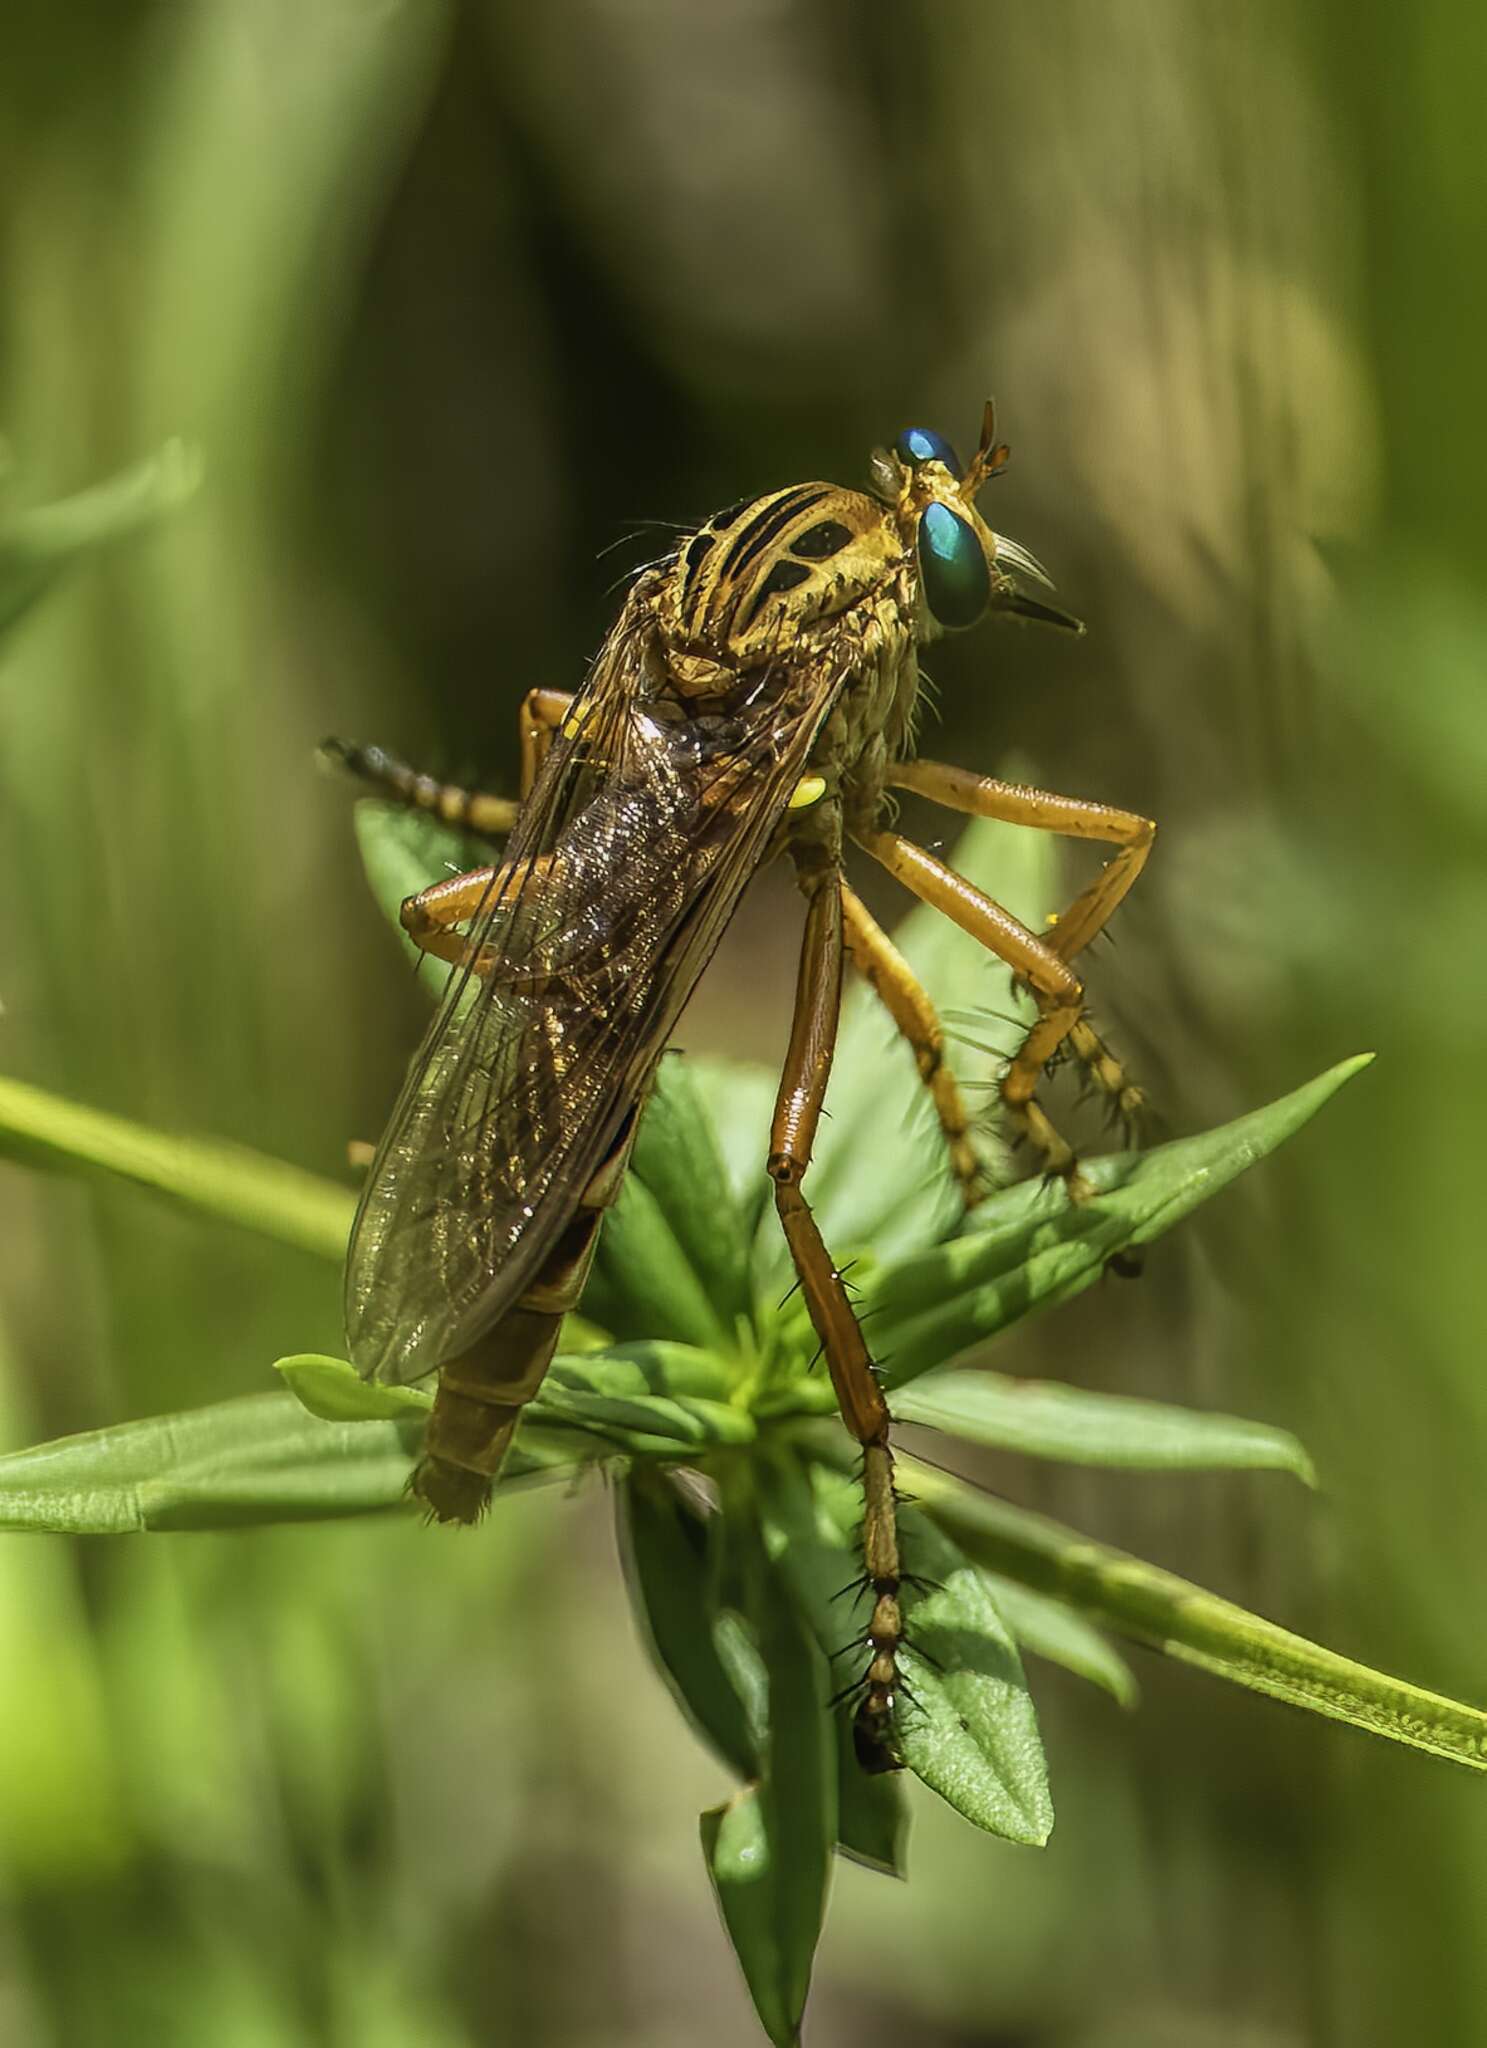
[869,1055,1374,1387]
[625,1055,753,1332]
[805,811,1053,1265]
[984,1576,1138,1708]
[0,1393,417,1532]
[894,1368,1315,1481]
[760,1460,1051,1845]
[275,1352,433,1421]
[914,1460,1487,1774]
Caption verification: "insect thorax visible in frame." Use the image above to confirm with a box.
[654,481,921,825]
[663,483,907,669]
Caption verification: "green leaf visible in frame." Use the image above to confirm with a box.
[618,1471,756,1781]
[701,1518,834,2048]
[760,1459,1051,1845]
[869,1055,1374,1387]
[0,439,202,639]
[0,1392,417,1532]
[0,1073,355,1261]
[533,1346,753,1454]
[890,1516,1053,1844]
[274,1353,433,1421]
[912,1461,1487,1775]
[893,1368,1315,1482]
[625,1056,753,1332]
[983,1575,1138,1708]
[0,1389,573,1535]
[689,1057,778,1247]
[583,1169,735,1354]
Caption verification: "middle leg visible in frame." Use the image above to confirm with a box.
[771,852,905,1773]
[839,881,983,1210]
[855,827,1087,1184]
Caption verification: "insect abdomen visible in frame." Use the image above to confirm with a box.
[413,1108,638,1522]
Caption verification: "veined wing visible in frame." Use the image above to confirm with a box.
[346,593,851,1385]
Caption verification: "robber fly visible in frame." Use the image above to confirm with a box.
[334,404,1153,1769]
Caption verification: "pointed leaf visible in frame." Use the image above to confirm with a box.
[983,1576,1138,1707]
[275,1353,432,1421]
[893,1368,1315,1481]
[760,1460,1050,1845]
[701,1520,834,2048]
[0,1391,573,1534]
[0,1074,354,1261]
[689,1057,777,1250]
[869,1056,1373,1387]
[618,1472,755,1780]
[0,1393,417,1531]
[913,1461,1487,1775]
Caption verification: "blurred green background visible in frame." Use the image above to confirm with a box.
[2,2,1484,2042]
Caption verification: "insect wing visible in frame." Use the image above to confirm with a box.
[346,603,845,1385]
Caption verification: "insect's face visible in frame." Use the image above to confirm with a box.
[876,418,1082,640]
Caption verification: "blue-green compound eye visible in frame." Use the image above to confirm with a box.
[917,502,991,629]
[895,426,962,476]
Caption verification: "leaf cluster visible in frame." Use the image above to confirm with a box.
[1,791,1481,2048]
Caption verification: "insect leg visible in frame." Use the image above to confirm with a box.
[855,828,1086,1187]
[889,760,1154,963]
[839,881,982,1210]
[320,738,520,839]
[889,761,1154,1136]
[400,857,556,969]
[771,856,904,1773]
[518,688,575,798]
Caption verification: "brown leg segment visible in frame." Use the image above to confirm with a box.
[839,881,982,1210]
[889,758,1155,964]
[399,854,559,972]
[771,859,904,1772]
[518,688,575,798]
[856,827,1087,1184]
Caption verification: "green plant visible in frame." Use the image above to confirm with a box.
[3,780,1485,2047]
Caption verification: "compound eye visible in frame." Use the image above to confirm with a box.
[895,425,962,476]
[917,502,991,629]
